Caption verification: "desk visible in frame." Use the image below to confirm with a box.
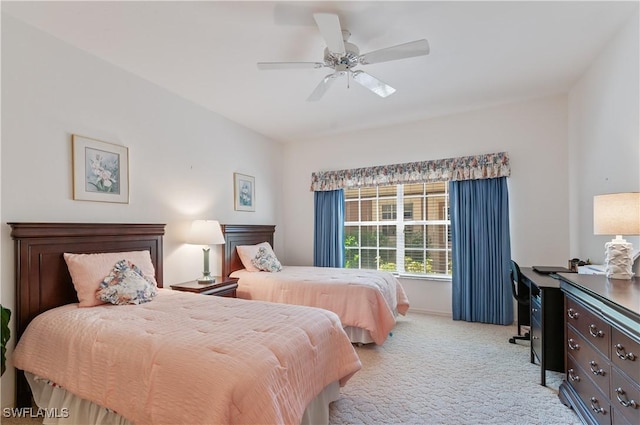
[520,267,566,386]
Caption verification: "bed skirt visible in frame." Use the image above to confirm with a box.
[343,326,374,345]
[343,306,400,345]
[25,372,340,425]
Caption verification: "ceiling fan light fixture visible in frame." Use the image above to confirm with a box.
[258,12,428,101]
[324,42,360,69]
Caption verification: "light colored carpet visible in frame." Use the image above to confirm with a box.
[2,312,580,425]
[329,312,580,425]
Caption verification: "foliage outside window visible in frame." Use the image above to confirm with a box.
[345,183,451,278]
[1,305,10,376]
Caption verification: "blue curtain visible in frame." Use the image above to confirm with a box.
[314,189,345,267]
[450,177,513,325]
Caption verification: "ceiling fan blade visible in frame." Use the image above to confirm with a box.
[359,39,430,65]
[351,70,396,98]
[257,62,326,70]
[313,13,345,55]
[307,72,340,101]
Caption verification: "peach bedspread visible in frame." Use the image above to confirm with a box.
[231,266,410,345]
[13,289,361,425]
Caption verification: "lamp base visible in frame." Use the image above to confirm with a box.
[197,275,216,284]
[604,239,634,280]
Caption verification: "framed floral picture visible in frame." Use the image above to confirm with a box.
[72,134,129,203]
[234,173,255,211]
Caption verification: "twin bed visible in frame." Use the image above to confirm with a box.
[221,224,410,345]
[9,223,361,425]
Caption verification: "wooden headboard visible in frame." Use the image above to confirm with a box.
[9,222,165,407]
[221,224,275,278]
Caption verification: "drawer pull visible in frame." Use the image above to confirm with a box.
[531,308,539,314]
[615,388,637,409]
[589,361,605,376]
[590,397,605,415]
[567,308,579,319]
[615,344,636,361]
[588,324,604,338]
[568,368,580,382]
[568,339,580,351]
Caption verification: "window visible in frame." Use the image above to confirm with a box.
[381,204,396,220]
[344,182,451,278]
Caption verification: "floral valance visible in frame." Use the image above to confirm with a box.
[310,152,510,191]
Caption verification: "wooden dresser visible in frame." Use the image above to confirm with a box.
[558,273,640,425]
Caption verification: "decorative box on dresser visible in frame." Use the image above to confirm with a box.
[558,273,640,425]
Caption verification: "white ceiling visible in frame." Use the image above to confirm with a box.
[2,1,637,144]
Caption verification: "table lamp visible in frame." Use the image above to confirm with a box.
[593,192,640,280]
[187,220,225,284]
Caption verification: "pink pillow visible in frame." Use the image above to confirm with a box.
[64,251,157,307]
[236,242,275,272]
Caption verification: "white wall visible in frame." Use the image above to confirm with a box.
[0,15,284,408]
[282,95,570,314]
[568,11,640,269]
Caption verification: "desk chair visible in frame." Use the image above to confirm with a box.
[509,260,530,344]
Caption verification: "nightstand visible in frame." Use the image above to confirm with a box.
[170,277,238,297]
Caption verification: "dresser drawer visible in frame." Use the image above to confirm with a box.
[531,294,542,324]
[567,325,610,396]
[611,367,640,425]
[612,408,635,425]
[566,296,611,357]
[567,354,587,390]
[530,295,541,361]
[611,328,640,383]
[566,354,612,425]
[531,317,542,362]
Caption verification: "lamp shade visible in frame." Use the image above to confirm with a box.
[593,193,640,236]
[187,220,225,245]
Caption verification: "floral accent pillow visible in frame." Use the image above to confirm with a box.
[251,247,282,272]
[96,260,158,305]
[237,242,274,272]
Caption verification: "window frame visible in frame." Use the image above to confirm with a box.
[344,183,452,279]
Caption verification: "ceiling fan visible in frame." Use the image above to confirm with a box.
[257,13,430,101]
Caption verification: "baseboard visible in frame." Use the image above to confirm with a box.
[406,308,451,317]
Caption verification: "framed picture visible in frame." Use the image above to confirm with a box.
[234,173,255,211]
[72,134,129,203]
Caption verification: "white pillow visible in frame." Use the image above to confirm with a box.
[236,242,275,272]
